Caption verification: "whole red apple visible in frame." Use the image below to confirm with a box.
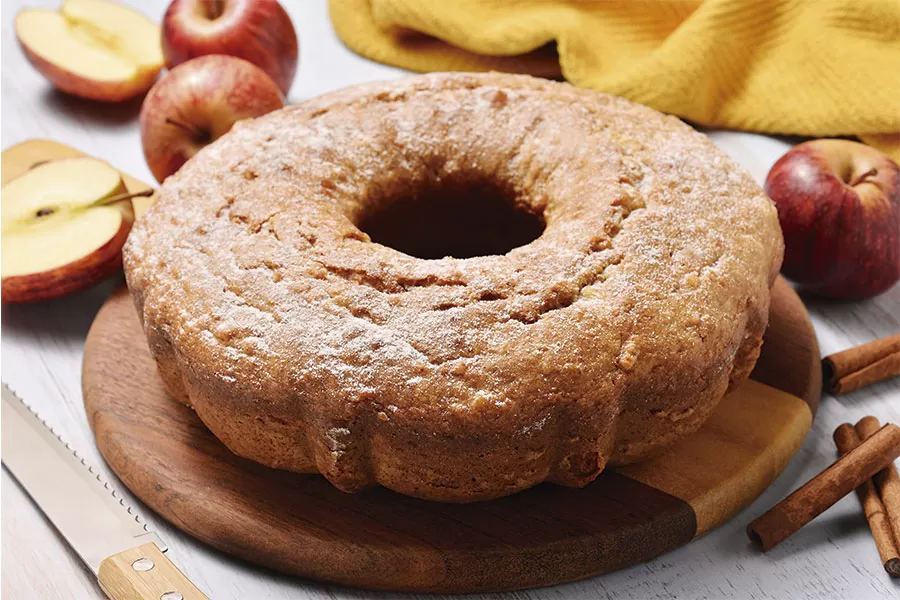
[765,139,900,300]
[139,55,284,183]
[162,0,298,95]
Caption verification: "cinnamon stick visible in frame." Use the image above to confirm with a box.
[834,423,900,577]
[747,423,900,551]
[823,334,900,394]
[857,416,900,577]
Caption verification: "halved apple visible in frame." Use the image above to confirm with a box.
[16,0,164,102]
[2,157,136,303]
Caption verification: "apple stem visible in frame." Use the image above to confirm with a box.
[208,0,225,19]
[849,167,878,187]
[92,188,155,207]
[28,160,51,171]
[32,190,154,219]
[165,118,205,138]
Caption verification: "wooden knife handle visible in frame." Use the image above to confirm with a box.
[98,542,208,600]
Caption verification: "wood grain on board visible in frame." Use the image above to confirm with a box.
[82,277,819,593]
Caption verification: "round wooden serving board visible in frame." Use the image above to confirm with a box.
[83,277,820,593]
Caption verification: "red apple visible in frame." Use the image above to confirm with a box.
[161,0,298,96]
[139,55,284,183]
[765,139,900,300]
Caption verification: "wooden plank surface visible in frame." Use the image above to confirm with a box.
[2,1,899,599]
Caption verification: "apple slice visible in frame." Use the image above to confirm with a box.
[16,0,164,102]
[2,157,138,303]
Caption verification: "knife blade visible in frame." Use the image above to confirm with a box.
[1,383,208,600]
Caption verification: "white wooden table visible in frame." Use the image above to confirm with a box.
[2,1,899,598]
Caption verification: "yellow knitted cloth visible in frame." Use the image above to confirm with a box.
[329,0,900,162]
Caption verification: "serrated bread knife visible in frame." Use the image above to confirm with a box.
[1,384,208,600]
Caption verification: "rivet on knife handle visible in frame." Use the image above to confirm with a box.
[98,542,208,600]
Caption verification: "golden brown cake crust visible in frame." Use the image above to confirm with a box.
[124,72,783,502]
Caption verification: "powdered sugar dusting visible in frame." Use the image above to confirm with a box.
[122,72,783,499]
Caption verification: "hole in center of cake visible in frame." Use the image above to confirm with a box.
[356,176,545,260]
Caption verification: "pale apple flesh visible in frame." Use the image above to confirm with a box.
[16,0,163,102]
[2,157,135,303]
[140,55,284,182]
[766,139,900,300]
